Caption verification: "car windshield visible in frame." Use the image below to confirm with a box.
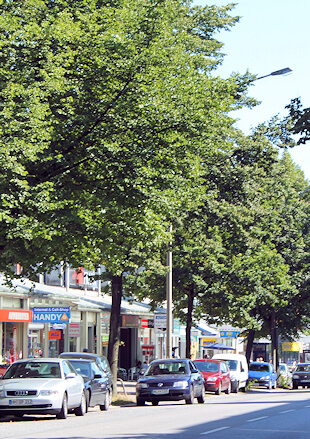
[4,362,61,379]
[146,362,187,376]
[249,364,270,372]
[295,364,310,372]
[68,360,92,378]
[194,362,219,373]
[223,360,238,371]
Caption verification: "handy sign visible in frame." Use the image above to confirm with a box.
[32,307,70,323]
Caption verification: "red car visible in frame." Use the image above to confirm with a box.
[194,359,231,395]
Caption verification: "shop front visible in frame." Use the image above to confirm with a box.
[0,308,32,364]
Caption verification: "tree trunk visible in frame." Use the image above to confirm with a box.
[271,310,279,373]
[107,275,122,396]
[245,328,255,364]
[185,288,194,359]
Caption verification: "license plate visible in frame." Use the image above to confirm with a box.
[9,399,32,406]
[152,389,169,395]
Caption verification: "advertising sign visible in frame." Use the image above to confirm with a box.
[32,307,70,323]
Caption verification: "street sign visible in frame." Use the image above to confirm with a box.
[52,323,67,330]
[154,314,167,333]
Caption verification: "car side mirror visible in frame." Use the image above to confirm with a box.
[192,369,199,374]
[65,372,76,379]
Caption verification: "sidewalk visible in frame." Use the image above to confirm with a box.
[114,380,137,404]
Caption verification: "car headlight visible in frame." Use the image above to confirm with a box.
[0,389,4,398]
[173,381,189,389]
[207,377,217,382]
[137,383,148,389]
[40,390,59,396]
[293,374,299,379]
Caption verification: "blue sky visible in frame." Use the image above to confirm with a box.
[193,0,310,181]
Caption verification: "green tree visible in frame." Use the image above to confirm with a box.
[0,0,254,388]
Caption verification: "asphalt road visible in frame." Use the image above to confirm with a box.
[1,388,310,439]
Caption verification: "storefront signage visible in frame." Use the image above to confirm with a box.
[282,342,302,352]
[49,330,61,339]
[141,319,154,328]
[220,331,240,338]
[32,307,70,323]
[68,323,80,337]
[202,338,217,346]
[0,309,32,322]
[122,315,139,327]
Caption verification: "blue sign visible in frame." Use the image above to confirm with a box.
[32,307,70,323]
[220,331,240,338]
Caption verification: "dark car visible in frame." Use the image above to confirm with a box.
[136,358,205,406]
[59,352,113,394]
[194,359,231,395]
[67,358,111,411]
[292,363,310,389]
[248,361,277,389]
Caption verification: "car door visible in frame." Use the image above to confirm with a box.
[189,361,203,396]
[220,361,230,390]
[90,362,106,406]
[62,360,82,407]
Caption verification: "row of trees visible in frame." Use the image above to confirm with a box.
[0,0,309,385]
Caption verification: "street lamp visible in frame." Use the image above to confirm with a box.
[256,67,292,81]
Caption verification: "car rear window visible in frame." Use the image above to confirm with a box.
[249,364,269,372]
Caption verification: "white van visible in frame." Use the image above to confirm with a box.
[212,353,248,393]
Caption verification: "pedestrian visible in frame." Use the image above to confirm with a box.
[83,348,88,352]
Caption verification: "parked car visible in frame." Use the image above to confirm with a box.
[136,358,205,406]
[0,358,86,419]
[194,359,231,395]
[279,363,293,388]
[212,353,248,393]
[292,363,310,389]
[59,352,113,394]
[66,358,111,411]
[248,361,277,389]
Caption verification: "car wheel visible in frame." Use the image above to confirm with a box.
[197,387,206,403]
[185,385,195,404]
[74,391,87,416]
[234,382,239,393]
[225,382,231,395]
[100,390,110,411]
[268,380,272,390]
[215,382,222,395]
[292,381,298,389]
[136,397,145,406]
[242,382,248,393]
[56,394,68,419]
[85,390,90,412]
[152,400,159,406]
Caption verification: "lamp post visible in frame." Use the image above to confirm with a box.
[256,67,292,81]
[166,224,173,359]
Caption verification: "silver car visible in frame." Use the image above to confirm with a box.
[0,358,86,419]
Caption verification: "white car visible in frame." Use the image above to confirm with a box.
[0,358,86,419]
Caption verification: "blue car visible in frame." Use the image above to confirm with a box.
[249,361,277,389]
[136,358,205,406]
